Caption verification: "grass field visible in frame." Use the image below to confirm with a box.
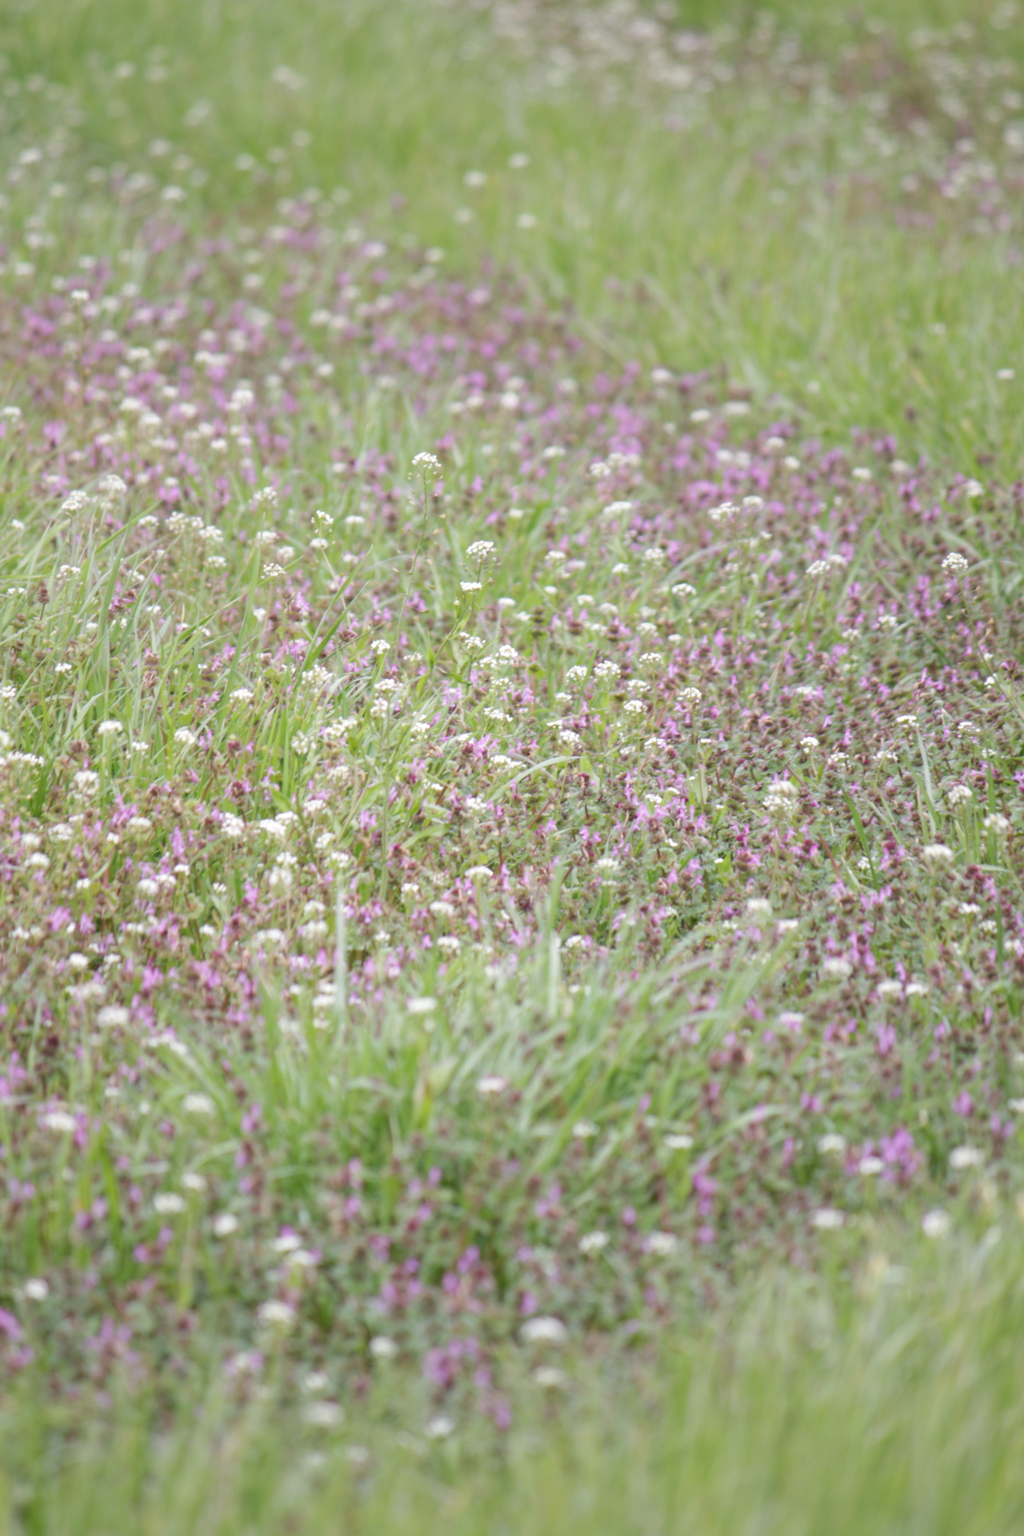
[3,0,1024,1528]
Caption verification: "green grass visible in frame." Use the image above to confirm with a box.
[6,0,1024,472]
[5,1226,1024,1536]
[5,0,1024,1525]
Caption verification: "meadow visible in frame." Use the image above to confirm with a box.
[4,0,1024,1528]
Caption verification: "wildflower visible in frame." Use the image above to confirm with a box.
[212,1213,239,1237]
[922,844,954,863]
[477,1075,508,1096]
[946,785,972,806]
[183,1093,216,1116]
[817,1134,847,1156]
[23,1279,49,1301]
[573,1120,599,1139]
[97,719,123,737]
[181,1172,207,1193]
[303,1402,344,1429]
[41,1110,77,1134]
[822,958,852,980]
[811,1209,846,1230]
[407,996,437,1015]
[922,1210,951,1239]
[949,1146,985,1171]
[942,551,969,575]
[764,779,798,821]
[579,1231,609,1255]
[858,1156,885,1176]
[154,1193,186,1215]
[97,1005,129,1028]
[370,1336,399,1360]
[984,813,1011,834]
[646,1232,679,1256]
[520,1316,568,1347]
[664,1133,694,1150]
[257,1300,296,1331]
[424,1414,455,1440]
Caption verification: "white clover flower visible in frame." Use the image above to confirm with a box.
[257,1299,296,1330]
[41,1110,78,1133]
[579,1231,609,1255]
[520,1316,568,1347]
[477,1074,508,1096]
[154,1193,186,1215]
[946,785,973,806]
[424,1414,455,1440]
[984,813,1011,834]
[572,1120,599,1139]
[174,727,198,747]
[922,1210,951,1239]
[303,1401,344,1429]
[97,1005,130,1029]
[663,1133,694,1151]
[181,1172,207,1193]
[764,779,798,820]
[97,719,123,737]
[942,551,969,575]
[858,1155,885,1177]
[817,1133,847,1156]
[922,843,954,863]
[212,1212,239,1237]
[407,996,437,1015]
[745,897,772,919]
[23,1278,49,1301]
[822,958,852,980]
[183,1093,215,1117]
[646,1232,679,1256]
[810,1209,846,1230]
[949,1146,985,1171]
[370,1335,399,1360]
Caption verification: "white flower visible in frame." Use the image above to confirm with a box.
[817,1133,847,1156]
[303,1401,344,1429]
[520,1316,568,1347]
[922,844,953,863]
[858,1155,885,1176]
[811,1209,846,1230]
[174,727,198,747]
[97,719,123,737]
[579,1231,609,1255]
[424,1414,455,1440]
[984,813,1011,834]
[946,785,973,806]
[23,1278,49,1301]
[663,1133,694,1151]
[477,1075,508,1096]
[257,1299,296,1330]
[183,1093,215,1116]
[369,1335,399,1360]
[273,1233,302,1255]
[41,1110,77,1133]
[406,995,437,1016]
[949,1145,985,1171]
[154,1193,186,1215]
[212,1212,239,1237]
[572,1120,599,1140]
[942,551,969,575]
[922,1209,951,1239]
[181,1172,207,1193]
[821,958,852,980]
[646,1232,679,1256]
